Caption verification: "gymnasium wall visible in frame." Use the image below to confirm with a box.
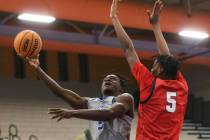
[0,46,133,82]
[182,64,210,101]
[0,77,97,140]
[0,46,14,77]
[1,45,210,100]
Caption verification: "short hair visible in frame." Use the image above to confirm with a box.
[115,73,129,93]
[155,55,180,78]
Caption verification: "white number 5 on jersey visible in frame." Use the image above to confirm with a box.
[166,92,176,113]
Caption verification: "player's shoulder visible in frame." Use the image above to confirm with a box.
[132,60,149,72]
[176,71,186,81]
[176,71,188,90]
[117,93,134,102]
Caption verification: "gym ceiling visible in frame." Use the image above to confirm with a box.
[0,0,210,67]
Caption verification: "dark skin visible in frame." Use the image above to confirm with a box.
[110,0,172,80]
[25,57,134,121]
[48,92,134,121]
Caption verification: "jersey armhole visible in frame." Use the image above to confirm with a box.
[140,78,157,104]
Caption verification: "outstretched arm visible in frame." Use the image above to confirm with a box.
[26,56,87,109]
[110,0,140,68]
[147,0,171,55]
[48,93,134,121]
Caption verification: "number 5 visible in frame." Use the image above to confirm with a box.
[166,92,176,113]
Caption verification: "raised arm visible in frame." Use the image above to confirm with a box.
[147,0,171,55]
[48,93,134,121]
[26,56,87,109]
[110,0,140,68]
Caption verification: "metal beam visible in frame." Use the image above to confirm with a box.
[99,24,109,38]
[182,0,192,17]
[106,29,115,36]
[0,14,16,25]
[65,21,86,34]
[0,25,210,66]
[0,24,190,53]
[180,50,210,61]
[187,0,192,17]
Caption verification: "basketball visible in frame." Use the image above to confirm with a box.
[14,30,42,58]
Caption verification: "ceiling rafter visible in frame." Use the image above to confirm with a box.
[65,21,86,34]
[0,0,210,34]
[99,24,109,39]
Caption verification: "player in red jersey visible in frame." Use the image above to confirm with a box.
[110,0,188,139]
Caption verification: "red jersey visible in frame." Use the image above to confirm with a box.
[132,61,188,140]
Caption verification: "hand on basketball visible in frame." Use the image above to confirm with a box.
[48,108,74,122]
[147,0,164,25]
[14,30,42,58]
[26,55,40,69]
[110,0,121,19]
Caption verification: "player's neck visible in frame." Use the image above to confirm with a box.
[103,91,120,97]
[158,74,175,80]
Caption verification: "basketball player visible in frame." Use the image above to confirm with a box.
[110,0,188,139]
[25,56,134,140]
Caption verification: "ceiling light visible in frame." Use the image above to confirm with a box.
[18,13,56,23]
[179,30,209,39]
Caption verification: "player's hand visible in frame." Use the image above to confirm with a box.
[147,0,164,25]
[48,108,74,122]
[26,54,40,69]
[110,0,121,19]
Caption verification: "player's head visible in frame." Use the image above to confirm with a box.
[101,74,128,96]
[151,55,180,79]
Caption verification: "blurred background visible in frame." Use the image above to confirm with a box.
[0,0,210,140]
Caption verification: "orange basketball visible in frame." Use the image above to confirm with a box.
[14,30,42,58]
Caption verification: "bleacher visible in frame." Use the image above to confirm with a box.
[0,98,89,140]
[182,94,210,140]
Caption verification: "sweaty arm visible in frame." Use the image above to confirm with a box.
[110,0,140,68]
[153,25,170,55]
[27,57,87,109]
[148,0,171,55]
[49,93,134,121]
